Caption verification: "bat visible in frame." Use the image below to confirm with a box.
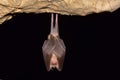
[42,14,66,71]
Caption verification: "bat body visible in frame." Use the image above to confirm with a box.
[42,14,66,71]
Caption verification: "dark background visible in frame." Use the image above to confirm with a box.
[0,8,119,80]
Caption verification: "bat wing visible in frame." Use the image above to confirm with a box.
[42,39,55,71]
[54,38,66,71]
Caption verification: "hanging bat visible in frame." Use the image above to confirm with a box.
[42,14,66,71]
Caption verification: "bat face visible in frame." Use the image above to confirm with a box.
[50,53,59,69]
[42,34,66,71]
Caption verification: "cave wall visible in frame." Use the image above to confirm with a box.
[0,0,120,24]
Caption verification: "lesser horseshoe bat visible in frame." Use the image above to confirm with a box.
[42,14,66,71]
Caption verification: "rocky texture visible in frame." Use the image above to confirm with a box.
[0,0,120,24]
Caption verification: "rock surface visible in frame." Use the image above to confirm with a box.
[0,0,120,24]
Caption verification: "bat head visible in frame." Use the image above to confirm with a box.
[50,53,59,70]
